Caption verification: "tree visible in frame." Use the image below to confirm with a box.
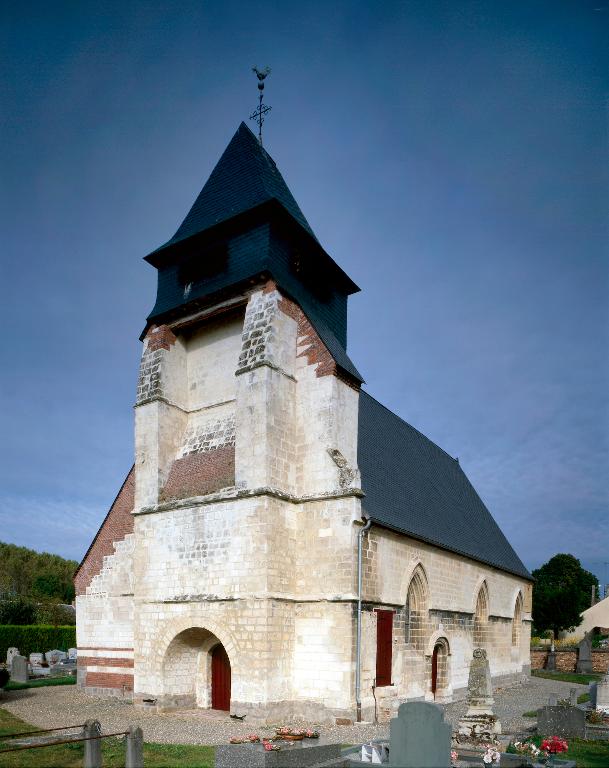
[0,597,37,625]
[532,554,599,637]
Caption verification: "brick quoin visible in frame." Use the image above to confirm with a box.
[161,445,235,501]
[74,467,135,596]
[263,279,359,389]
[85,672,133,690]
[145,324,177,351]
[78,657,134,668]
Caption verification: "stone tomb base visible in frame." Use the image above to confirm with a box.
[215,740,347,767]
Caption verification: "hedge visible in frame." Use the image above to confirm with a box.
[0,625,76,661]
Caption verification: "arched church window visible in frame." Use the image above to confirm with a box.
[512,593,523,646]
[473,582,489,647]
[405,565,428,650]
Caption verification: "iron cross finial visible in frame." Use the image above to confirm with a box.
[250,66,272,146]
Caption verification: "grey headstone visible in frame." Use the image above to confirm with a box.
[546,650,556,671]
[389,701,451,768]
[576,632,593,674]
[6,647,19,666]
[589,682,597,709]
[68,647,78,660]
[29,653,44,666]
[548,694,558,706]
[10,654,28,683]
[537,705,586,738]
[458,648,501,737]
[569,688,578,706]
[596,674,609,713]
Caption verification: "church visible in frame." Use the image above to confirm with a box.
[74,121,532,723]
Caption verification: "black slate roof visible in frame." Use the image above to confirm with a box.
[358,391,532,580]
[149,122,317,256]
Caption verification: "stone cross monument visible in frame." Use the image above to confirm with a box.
[457,648,501,739]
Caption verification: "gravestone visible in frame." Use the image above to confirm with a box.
[389,701,451,768]
[576,632,593,674]
[546,650,557,671]
[45,649,67,665]
[6,647,19,666]
[569,688,578,706]
[537,705,586,738]
[10,654,28,683]
[68,647,78,660]
[457,648,501,738]
[29,653,44,666]
[548,694,558,706]
[589,682,597,709]
[596,672,609,713]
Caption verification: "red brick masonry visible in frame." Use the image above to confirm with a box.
[78,657,134,668]
[85,672,134,691]
[145,324,177,351]
[531,648,609,674]
[160,444,236,501]
[74,467,135,595]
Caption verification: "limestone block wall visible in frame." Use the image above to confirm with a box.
[358,527,531,720]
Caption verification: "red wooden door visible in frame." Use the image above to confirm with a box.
[375,610,393,687]
[211,644,231,711]
[431,645,439,696]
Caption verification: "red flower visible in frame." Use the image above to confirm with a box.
[541,736,568,754]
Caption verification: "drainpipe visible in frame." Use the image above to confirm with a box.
[356,514,372,722]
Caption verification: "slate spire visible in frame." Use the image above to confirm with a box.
[147,122,317,261]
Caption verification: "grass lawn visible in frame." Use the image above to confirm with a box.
[531,670,603,685]
[0,707,215,767]
[4,676,76,691]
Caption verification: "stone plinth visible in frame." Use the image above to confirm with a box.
[215,740,343,767]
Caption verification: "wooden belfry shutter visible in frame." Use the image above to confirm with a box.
[375,609,393,687]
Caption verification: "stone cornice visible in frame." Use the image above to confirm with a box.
[134,484,364,516]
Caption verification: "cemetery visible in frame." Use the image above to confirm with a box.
[2,643,609,766]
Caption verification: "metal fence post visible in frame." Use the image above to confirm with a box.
[125,726,143,768]
[83,719,102,768]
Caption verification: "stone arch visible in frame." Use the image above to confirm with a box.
[404,563,429,650]
[161,626,233,710]
[150,613,240,710]
[512,591,523,647]
[473,581,490,647]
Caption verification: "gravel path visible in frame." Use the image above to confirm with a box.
[0,676,587,746]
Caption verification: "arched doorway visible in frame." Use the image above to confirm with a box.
[431,645,439,696]
[429,638,450,700]
[162,627,232,710]
[211,644,231,711]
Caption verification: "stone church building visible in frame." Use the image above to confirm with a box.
[75,122,532,723]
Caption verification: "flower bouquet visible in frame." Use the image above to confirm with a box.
[482,744,501,766]
[541,736,568,766]
[275,726,304,741]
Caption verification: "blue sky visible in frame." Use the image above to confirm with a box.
[1,1,607,585]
